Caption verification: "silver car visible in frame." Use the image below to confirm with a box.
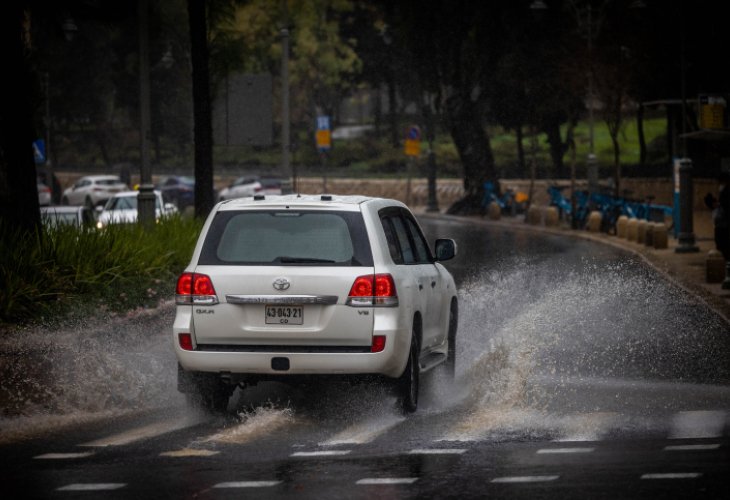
[173,194,458,414]
[61,175,128,208]
[95,190,177,229]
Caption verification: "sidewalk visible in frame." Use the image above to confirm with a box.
[421,207,730,325]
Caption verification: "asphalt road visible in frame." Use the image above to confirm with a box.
[1,216,729,499]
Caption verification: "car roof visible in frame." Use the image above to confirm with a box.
[82,175,122,181]
[215,194,400,212]
[112,190,162,198]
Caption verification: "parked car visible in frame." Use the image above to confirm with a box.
[95,190,177,229]
[61,175,129,208]
[40,205,95,228]
[37,181,51,206]
[173,194,458,414]
[217,176,292,201]
[156,175,195,209]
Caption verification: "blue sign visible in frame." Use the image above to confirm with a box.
[407,125,421,141]
[33,139,46,165]
[317,115,331,131]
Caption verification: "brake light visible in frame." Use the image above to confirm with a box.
[176,272,219,305]
[371,335,386,353]
[347,274,398,307]
[39,186,51,193]
[178,333,193,351]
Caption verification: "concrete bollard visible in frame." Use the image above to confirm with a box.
[488,201,501,220]
[527,205,542,225]
[644,222,655,247]
[587,211,602,233]
[545,206,559,226]
[627,218,638,241]
[637,220,647,244]
[616,215,628,239]
[706,250,725,283]
[652,223,668,249]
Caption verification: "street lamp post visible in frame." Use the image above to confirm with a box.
[280,1,292,192]
[137,0,155,226]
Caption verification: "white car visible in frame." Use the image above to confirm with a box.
[37,181,51,206]
[40,205,94,228]
[217,176,261,201]
[96,190,177,229]
[173,194,458,414]
[62,175,128,208]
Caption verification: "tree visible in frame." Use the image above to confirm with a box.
[0,2,41,234]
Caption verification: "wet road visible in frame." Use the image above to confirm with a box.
[1,216,729,498]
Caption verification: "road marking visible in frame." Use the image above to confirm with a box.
[537,447,595,454]
[290,450,351,457]
[664,444,721,451]
[34,452,94,460]
[669,411,726,439]
[320,415,405,446]
[159,448,220,458]
[641,473,702,480]
[57,483,126,491]
[356,478,418,485]
[79,417,202,447]
[491,475,560,484]
[409,448,467,455]
[213,481,281,488]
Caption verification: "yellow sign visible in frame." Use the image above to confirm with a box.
[404,139,420,157]
[699,95,726,129]
[316,129,331,150]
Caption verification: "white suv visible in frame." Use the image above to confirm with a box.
[173,194,458,413]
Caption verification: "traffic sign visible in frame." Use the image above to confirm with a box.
[404,125,421,157]
[33,139,46,164]
[316,115,332,151]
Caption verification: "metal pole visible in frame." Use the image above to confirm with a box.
[44,72,51,168]
[137,0,155,226]
[426,149,439,212]
[280,2,292,191]
[586,4,598,193]
[675,158,699,253]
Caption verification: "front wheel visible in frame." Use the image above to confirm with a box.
[444,299,458,381]
[398,332,420,414]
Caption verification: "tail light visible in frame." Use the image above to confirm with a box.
[176,272,219,305]
[346,274,398,307]
[178,333,194,351]
[39,185,51,193]
[371,335,386,353]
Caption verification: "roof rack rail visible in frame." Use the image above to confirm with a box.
[321,194,332,201]
[253,194,265,201]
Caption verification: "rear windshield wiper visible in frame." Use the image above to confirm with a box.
[273,256,336,264]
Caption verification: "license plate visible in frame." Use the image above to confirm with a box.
[265,305,303,325]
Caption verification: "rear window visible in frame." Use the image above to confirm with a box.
[96,179,124,186]
[199,210,374,266]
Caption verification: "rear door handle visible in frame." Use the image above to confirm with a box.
[431,281,436,288]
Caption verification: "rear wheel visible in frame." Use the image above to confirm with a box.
[178,365,233,414]
[61,195,69,205]
[398,330,420,414]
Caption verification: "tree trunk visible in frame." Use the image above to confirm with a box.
[187,0,215,218]
[544,120,566,178]
[637,102,646,166]
[443,91,496,214]
[516,125,526,178]
[0,3,40,234]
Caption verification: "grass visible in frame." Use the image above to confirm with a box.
[0,215,203,326]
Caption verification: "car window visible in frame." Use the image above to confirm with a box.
[109,196,137,210]
[97,179,122,186]
[404,216,432,264]
[199,210,373,266]
[390,216,415,264]
[380,216,403,264]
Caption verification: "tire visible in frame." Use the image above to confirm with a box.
[398,329,420,414]
[84,196,94,209]
[444,299,458,381]
[61,196,69,205]
[178,365,232,414]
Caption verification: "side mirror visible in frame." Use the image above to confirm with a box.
[434,238,457,262]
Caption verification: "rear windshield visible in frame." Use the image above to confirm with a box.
[199,210,373,266]
[96,179,124,186]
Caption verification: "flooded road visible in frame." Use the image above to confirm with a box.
[1,216,728,498]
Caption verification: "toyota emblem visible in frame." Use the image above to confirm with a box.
[272,278,291,291]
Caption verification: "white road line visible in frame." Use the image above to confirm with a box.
[213,481,281,488]
[320,415,405,446]
[537,447,595,454]
[34,452,94,460]
[641,473,702,480]
[290,450,351,457]
[664,444,721,451]
[669,411,726,439]
[409,448,467,455]
[356,478,418,485]
[57,483,126,491]
[79,417,203,447]
[491,475,560,484]
[159,448,220,458]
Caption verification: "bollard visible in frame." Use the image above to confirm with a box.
[707,250,725,283]
[587,211,602,233]
[644,222,654,247]
[616,215,628,238]
[488,201,501,220]
[545,206,559,226]
[527,206,541,225]
[627,218,638,241]
[637,220,647,244]
[652,223,668,249]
